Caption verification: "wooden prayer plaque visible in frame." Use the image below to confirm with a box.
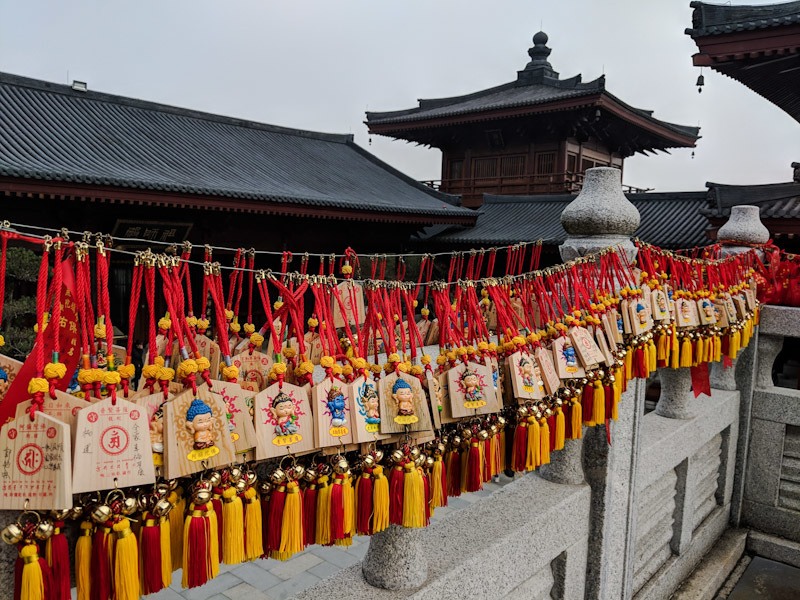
[734,294,748,320]
[552,336,586,380]
[132,390,174,469]
[620,300,633,335]
[594,326,615,367]
[569,326,605,368]
[15,390,90,451]
[350,376,391,443]
[433,371,458,425]
[424,371,443,429]
[508,351,544,401]
[0,354,24,405]
[697,298,717,326]
[488,355,504,409]
[254,381,315,460]
[0,410,72,510]
[313,377,353,447]
[602,313,619,352]
[163,386,236,479]
[628,298,652,335]
[651,290,670,322]
[194,334,222,379]
[333,281,365,328]
[722,294,738,323]
[534,347,561,396]
[232,350,272,392]
[608,308,624,344]
[303,332,323,365]
[425,319,440,347]
[379,372,433,434]
[713,302,729,328]
[209,380,258,455]
[675,298,699,328]
[72,397,155,493]
[447,361,495,418]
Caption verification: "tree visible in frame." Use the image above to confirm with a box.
[1,247,39,361]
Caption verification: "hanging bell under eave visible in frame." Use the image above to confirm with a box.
[696,73,705,93]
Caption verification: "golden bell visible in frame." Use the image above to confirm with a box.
[245,470,258,487]
[477,429,489,441]
[228,466,243,483]
[208,471,222,488]
[425,456,434,469]
[155,482,171,496]
[50,509,71,521]
[193,489,212,505]
[497,416,507,427]
[333,458,349,475]
[414,454,425,468]
[373,449,384,464]
[290,465,306,481]
[362,454,375,468]
[137,492,155,512]
[194,479,213,493]
[91,504,113,524]
[167,479,179,491]
[596,369,605,379]
[270,468,287,485]
[234,479,247,493]
[1,523,23,545]
[450,435,462,448]
[409,446,421,460]
[68,506,84,520]
[152,498,173,519]
[257,481,272,496]
[34,520,54,541]
[303,469,317,483]
[390,449,404,464]
[517,406,528,418]
[121,497,138,516]
[435,443,446,456]
[489,424,498,435]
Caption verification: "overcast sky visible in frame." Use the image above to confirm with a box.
[2,0,797,193]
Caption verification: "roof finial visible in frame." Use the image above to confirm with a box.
[527,31,552,69]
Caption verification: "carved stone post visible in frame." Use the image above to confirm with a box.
[559,167,644,600]
[362,525,427,590]
[711,204,768,526]
[655,367,695,419]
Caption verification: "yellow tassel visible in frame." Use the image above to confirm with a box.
[205,504,220,579]
[280,481,304,555]
[669,327,679,369]
[491,433,501,477]
[554,407,565,450]
[372,465,389,533]
[624,347,633,381]
[169,490,184,571]
[243,487,263,561]
[334,475,354,546]
[728,330,740,359]
[656,333,666,362]
[526,416,540,470]
[539,418,550,466]
[460,447,468,493]
[694,337,704,366]
[680,336,693,367]
[648,340,657,373]
[222,486,244,565]
[713,335,722,362]
[76,521,92,600]
[592,379,605,425]
[612,374,621,421]
[402,463,426,528]
[571,400,582,439]
[113,518,140,600]
[159,516,171,588]
[20,544,45,600]
[431,457,445,508]
[498,429,507,472]
[315,475,331,546]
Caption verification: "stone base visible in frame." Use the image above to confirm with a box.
[747,529,800,569]
[671,528,747,599]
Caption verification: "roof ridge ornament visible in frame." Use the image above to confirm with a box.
[518,31,559,84]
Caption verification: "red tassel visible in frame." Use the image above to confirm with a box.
[482,438,492,482]
[211,491,224,551]
[139,513,163,595]
[466,439,483,492]
[330,473,346,541]
[547,416,557,450]
[389,465,404,526]
[582,383,594,425]
[183,502,212,589]
[355,469,374,535]
[512,422,528,472]
[604,385,613,423]
[422,471,431,525]
[46,521,70,600]
[564,403,573,439]
[447,449,462,497]
[90,525,112,600]
[633,347,647,379]
[302,482,317,547]
[266,484,286,555]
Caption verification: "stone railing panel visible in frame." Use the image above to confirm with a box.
[691,433,723,532]
[633,469,677,594]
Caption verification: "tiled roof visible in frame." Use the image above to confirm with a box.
[0,72,475,224]
[429,192,711,249]
[702,181,800,218]
[686,1,800,37]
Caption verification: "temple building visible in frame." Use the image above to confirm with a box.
[367,32,700,207]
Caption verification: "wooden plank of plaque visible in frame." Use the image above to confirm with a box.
[508,351,545,401]
[378,372,433,435]
[232,350,272,393]
[552,336,586,381]
[133,389,175,469]
[628,299,652,335]
[163,386,236,479]
[713,302,729,328]
[333,280,365,329]
[675,298,699,329]
[534,348,561,396]
[129,381,183,402]
[15,390,90,452]
[194,334,221,380]
[594,326,615,367]
[72,397,155,493]
[424,319,440,347]
[488,356,504,409]
[0,410,72,510]
[0,354,25,404]
[569,326,605,369]
[434,370,458,425]
[209,380,257,455]
[447,362,496,419]
[303,332,323,365]
[424,371,443,430]
[349,376,391,443]
[313,377,354,448]
[254,381,315,460]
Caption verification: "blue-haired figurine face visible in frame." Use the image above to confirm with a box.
[327,387,347,427]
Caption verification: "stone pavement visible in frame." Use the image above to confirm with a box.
[140,475,516,600]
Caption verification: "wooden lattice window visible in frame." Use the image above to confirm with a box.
[501,155,526,177]
[535,152,556,175]
[473,157,498,178]
[449,159,464,180]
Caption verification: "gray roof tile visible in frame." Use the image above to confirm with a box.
[687,1,800,37]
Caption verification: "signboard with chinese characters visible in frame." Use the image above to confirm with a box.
[0,410,72,510]
[111,220,193,248]
[15,390,90,450]
[72,397,155,493]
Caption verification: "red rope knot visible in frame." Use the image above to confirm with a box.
[103,371,121,406]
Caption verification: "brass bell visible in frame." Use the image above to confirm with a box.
[121,497,138,516]
[194,479,213,493]
[333,458,349,474]
[68,506,84,520]
[489,424,498,435]
[137,492,155,512]
[1,523,23,545]
[245,470,258,487]
[155,482,171,496]
[207,471,222,488]
[390,449,404,464]
[435,443,446,456]
[50,509,71,521]
[414,454,425,468]
[257,481,272,496]
[234,479,247,493]
[596,369,605,379]
[303,468,317,483]
[193,489,212,505]
[450,435,462,448]
[290,465,306,481]
[91,504,113,524]
[270,468,287,485]
[425,456,434,469]
[497,416,507,427]
[228,466,243,483]
[409,446,421,460]
[477,429,489,441]
[362,454,375,468]
[517,405,528,418]
[152,498,173,519]
[373,449,384,464]
[167,479,179,491]
[34,520,54,541]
